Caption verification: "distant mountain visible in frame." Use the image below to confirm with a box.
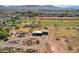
[66,6,79,10]
[55,5,79,10]
[0,5,6,9]
[0,5,79,11]
[0,5,62,11]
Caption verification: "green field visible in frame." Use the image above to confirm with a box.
[18,18,79,28]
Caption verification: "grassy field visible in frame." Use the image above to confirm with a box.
[18,18,79,27]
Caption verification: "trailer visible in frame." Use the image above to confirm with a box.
[32,30,48,36]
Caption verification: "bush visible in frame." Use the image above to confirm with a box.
[65,40,69,43]
[55,37,60,41]
[16,48,24,53]
[25,49,38,53]
[5,28,10,33]
[0,30,7,36]
[0,28,9,41]
[68,46,73,51]
[36,40,40,44]
[22,40,32,46]
[0,28,9,37]
[44,26,48,30]
[15,26,20,29]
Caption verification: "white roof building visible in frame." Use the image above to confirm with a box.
[32,30,42,34]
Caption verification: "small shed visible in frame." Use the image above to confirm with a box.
[32,31,42,36]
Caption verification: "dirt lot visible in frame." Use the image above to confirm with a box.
[0,26,79,53]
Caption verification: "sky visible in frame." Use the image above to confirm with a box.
[0,0,79,5]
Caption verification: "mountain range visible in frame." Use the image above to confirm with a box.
[0,5,79,11]
[55,5,79,10]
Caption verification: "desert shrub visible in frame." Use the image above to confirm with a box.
[16,48,24,53]
[62,36,67,38]
[26,40,32,46]
[66,27,70,29]
[0,28,6,36]
[68,46,73,51]
[22,40,31,46]
[2,47,10,53]
[17,32,26,37]
[65,40,69,43]
[25,49,38,53]
[4,38,9,42]
[15,26,20,29]
[0,35,9,42]
[72,27,75,29]
[0,28,9,41]
[29,38,40,45]
[44,26,48,30]
[5,28,10,33]
[2,47,25,53]
[55,37,60,41]
[0,28,9,37]
[35,40,40,44]
[8,47,16,53]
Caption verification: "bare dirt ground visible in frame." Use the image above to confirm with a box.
[0,26,79,53]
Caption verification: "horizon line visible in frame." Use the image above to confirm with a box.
[2,4,79,6]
